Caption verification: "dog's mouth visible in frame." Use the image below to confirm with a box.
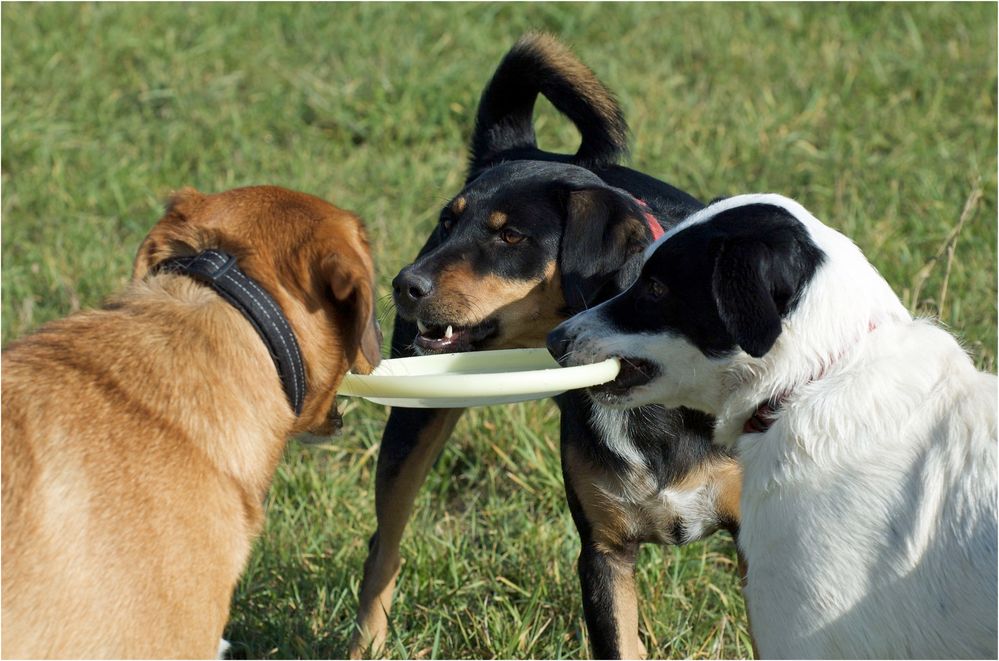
[414,318,499,353]
[590,357,659,398]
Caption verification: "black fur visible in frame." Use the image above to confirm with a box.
[559,185,650,311]
[470,33,628,173]
[393,161,671,328]
[603,204,826,358]
[358,34,735,659]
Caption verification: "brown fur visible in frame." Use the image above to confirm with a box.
[566,446,741,554]
[563,445,743,658]
[486,210,508,230]
[431,260,565,348]
[1,185,379,659]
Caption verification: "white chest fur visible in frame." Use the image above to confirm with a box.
[589,406,727,545]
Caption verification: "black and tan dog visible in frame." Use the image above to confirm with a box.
[349,34,743,659]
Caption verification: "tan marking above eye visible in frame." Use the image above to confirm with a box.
[451,197,467,214]
[487,211,507,230]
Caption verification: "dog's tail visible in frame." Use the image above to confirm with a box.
[469,33,629,173]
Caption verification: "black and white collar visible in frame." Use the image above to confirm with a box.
[156,249,306,416]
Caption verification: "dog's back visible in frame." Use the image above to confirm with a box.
[1,284,271,658]
[741,317,998,659]
[3,185,380,659]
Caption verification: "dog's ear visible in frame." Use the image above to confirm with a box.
[710,205,827,358]
[711,240,784,358]
[323,244,382,372]
[132,188,209,280]
[558,187,649,312]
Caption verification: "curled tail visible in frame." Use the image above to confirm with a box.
[469,33,629,173]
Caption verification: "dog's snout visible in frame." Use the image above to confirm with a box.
[547,325,574,366]
[392,267,434,305]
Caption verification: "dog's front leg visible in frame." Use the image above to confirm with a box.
[349,406,464,659]
[563,456,644,660]
[577,537,643,660]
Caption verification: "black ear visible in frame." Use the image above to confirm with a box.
[707,204,828,358]
[558,187,649,312]
[711,240,784,358]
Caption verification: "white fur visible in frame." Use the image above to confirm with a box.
[563,193,998,658]
[585,406,726,544]
[658,482,721,543]
[590,405,649,469]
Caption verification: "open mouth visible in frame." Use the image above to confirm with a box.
[414,318,499,353]
[590,357,659,397]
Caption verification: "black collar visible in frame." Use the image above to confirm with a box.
[156,249,306,416]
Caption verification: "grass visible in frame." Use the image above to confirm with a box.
[2,3,995,659]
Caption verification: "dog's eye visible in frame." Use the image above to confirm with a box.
[499,228,526,245]
[646,278,668,300]
[439,217,453,235]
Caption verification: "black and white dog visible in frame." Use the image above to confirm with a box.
[549,193,998,658]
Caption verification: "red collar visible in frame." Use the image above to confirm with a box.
[742,396,788,434]
[634,198,665,240]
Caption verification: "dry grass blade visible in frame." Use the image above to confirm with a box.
[909,180,983,318]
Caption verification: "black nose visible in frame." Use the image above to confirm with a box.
[547,325,573,366]
[392,266,434,305]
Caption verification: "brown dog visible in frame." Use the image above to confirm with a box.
[1,185,381,659]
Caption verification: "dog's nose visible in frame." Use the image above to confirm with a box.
[392,267,434,305]
[547,325,574,366]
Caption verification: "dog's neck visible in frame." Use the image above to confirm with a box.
[715,313,905,449]
[127,272,299,503]
[156,250,306,417]
[633,197,666,240]
[713,237,912,449]
[739,320,881,435]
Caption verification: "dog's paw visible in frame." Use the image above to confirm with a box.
[217,638,231,659]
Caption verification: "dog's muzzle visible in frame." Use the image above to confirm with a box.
[546,325,574,366]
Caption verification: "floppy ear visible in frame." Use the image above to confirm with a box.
[558,187,649,312]
[324,246,382,371]
[132,188,208,280]
[710,240,784,358]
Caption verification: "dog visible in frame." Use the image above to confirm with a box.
[548,193,999,658]
[349,34,743,660]
[2,185,381,658]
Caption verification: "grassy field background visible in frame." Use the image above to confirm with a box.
[2,3,996,659]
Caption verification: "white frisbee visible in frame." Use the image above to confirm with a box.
[337,348,620,408]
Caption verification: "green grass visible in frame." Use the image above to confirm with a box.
[2,3,995,659]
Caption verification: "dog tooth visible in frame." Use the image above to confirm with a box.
[417,320,429,334]
[445,325,453,339]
